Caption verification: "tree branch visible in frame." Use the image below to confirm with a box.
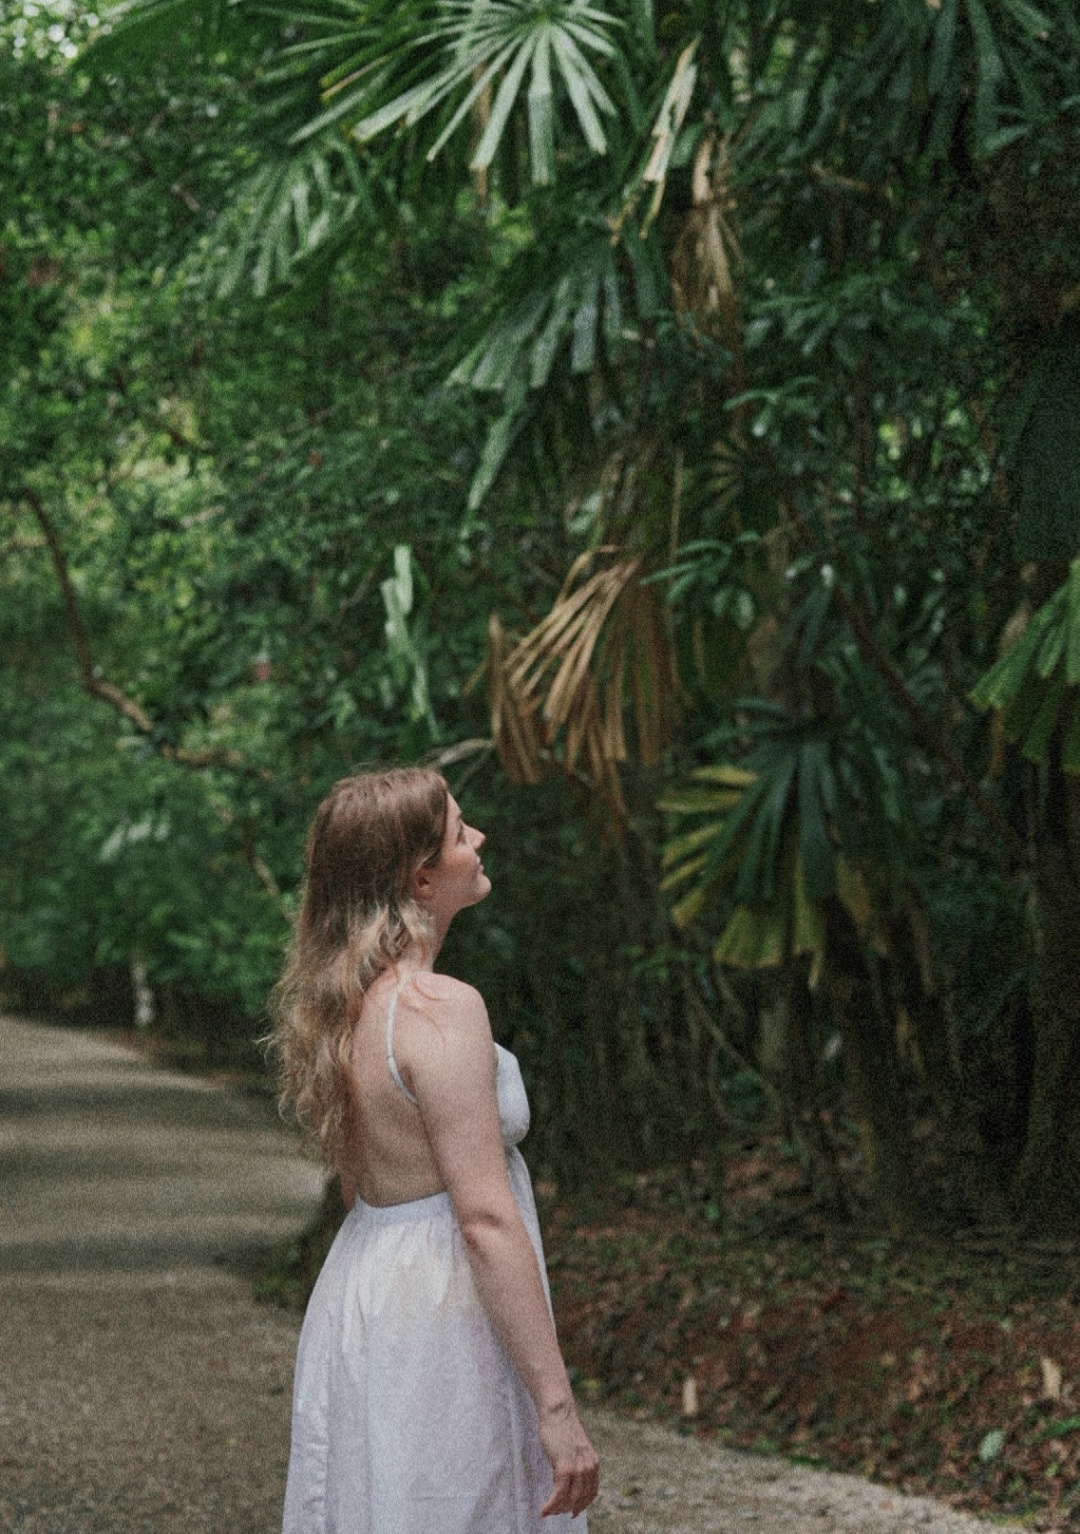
[17,487,273,775]
[12,489,292,918]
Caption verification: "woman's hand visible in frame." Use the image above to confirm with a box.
[538,1396,599,1519]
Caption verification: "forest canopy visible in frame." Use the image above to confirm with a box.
[3,0,1080,1234]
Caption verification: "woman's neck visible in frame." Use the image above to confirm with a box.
[398,933,443,975]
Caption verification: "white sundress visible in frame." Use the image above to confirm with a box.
[282,991,585,1534]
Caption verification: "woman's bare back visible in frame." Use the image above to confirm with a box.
[341,970,493,1208]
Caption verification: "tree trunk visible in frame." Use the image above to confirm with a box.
[823,899,925,1231]
[1010,768,1080,1233]
[886,918,1011,1226]
[783,954,849,1216]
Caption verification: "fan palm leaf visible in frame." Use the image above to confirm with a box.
[289,0,624,186]
[487,547,676,823]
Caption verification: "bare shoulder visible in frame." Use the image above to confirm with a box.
[398,973,490,1034]
[395,974,494,1102]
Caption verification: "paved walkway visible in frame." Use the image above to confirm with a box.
[0,1013,1010,1533]
[0,1015,324,1276]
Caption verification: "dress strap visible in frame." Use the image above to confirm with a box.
[386,985,418,1105]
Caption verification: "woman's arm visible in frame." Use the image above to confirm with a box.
[400,977,599,1519]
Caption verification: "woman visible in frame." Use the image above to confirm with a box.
[272,768,599,1533]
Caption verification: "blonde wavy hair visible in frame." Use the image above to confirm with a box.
[270,767,448,1167]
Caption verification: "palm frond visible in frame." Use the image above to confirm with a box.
[486,613,546,784]
[670,134,743,374]
[487,548,676,825]
[449,219,631,508]
[194,139,376,299]
[289,0,625,186]
[82,0,237,66]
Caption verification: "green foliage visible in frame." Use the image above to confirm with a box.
[970,559,1080,770]
[4,0,1080,1223]
[292,0,623,182]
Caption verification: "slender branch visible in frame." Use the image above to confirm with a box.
[244,835,290,915]
[808,163,874,196]
[12,489,292,919]
[22,486,159,732]
[17,487,272,776]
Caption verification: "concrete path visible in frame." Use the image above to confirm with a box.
[0,1014,324,1276]
[0,1013,1011,1533]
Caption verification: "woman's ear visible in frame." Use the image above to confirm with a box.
[411,863,435,902]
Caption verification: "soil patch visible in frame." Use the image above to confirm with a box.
[539,1148,1080,1532]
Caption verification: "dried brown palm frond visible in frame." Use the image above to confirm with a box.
[487,548,677,826]
[672,134,744,389]
[486,612,546,786]
[640,38,700,229]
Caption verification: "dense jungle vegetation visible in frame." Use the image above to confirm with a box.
[3,0,1080,1242]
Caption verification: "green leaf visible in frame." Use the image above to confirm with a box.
[658,787,744,814]
[622,227,661,317]
[527,28,556,183]
[426,46,521,161]
[733,756,796,905]
[472,36,538,170]
[529,274,576,389]
[550,26,613,153]
[970,606,1055,711]
[791,853,826,959]
[1066,560,1080,686]
[798,743,836,901]
[671,880,711,928]
[1023,674,1068,762]
[1000,670,1048,745]
[470,294,550,391]
[1034,1414,1080,1442]
[999,0,1052,37]
[929,0,960,95]
[662,824,724,865]
[714,903,786,969]
[601,263,623,352]
[692,765,757,788]
[978,1429,1006,1463]
[965,0,1006,152]
[629,0,654,54]
[1062,693,1080,774]
[1036,610,1068,679]
[571,270,600,373]
[660,850,710,895]
[467,373,528,510]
